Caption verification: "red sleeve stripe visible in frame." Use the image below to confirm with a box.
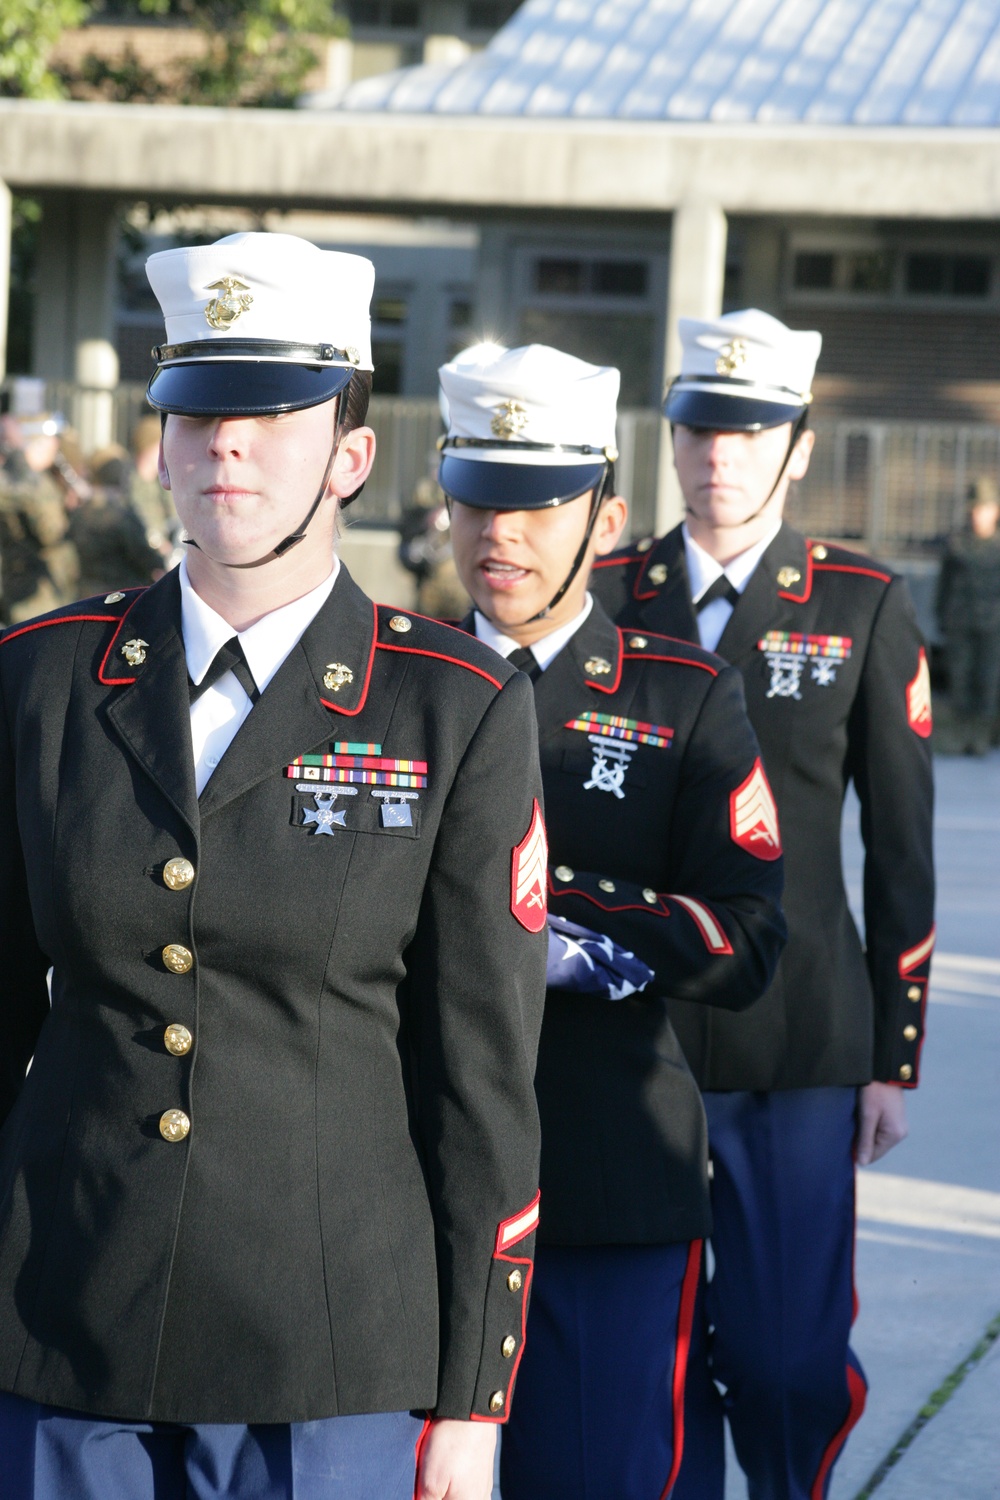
[495,1191,541,1253]
[669,895,734,956]
[899,925,936,976]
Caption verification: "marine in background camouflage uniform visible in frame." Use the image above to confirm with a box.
[0,416,80,625]
[937,477,1000,753]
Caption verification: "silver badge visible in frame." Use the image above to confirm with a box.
[764,653,806,700]
[302,791,347,835]
[583,734,634,800]
[811,658,840,687]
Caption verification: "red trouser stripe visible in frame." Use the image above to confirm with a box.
[412,1415,433,1500]
[660,1238,704,1499]
[810,1365,867,1500]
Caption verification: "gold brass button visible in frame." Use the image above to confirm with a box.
[507,1269,523,1293]
[643,888,657,904]
[899,1064,913,1081]
[163,857,195,891]
[502,1335,517,1358]
[903,1024,918,1042]
[162,944,193,975]
[488,1391,505,1414]
[554,866,574,883]
[598,879,616,893]
[777,566,801,588]
[104,591,125,604]
[389,615,412,633]
[159,1108,190,1142]
[648,564,668,585]
[636,537,653,553]
[907,985,921,1001]
[164,1024,193,1056]
[629,636,648,649]
[812,544,829,560]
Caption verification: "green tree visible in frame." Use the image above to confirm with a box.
[68,0,349,107]
[0,0,92,99]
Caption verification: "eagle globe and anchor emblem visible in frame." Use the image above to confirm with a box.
[491,400,529,440]
[204,277,254,330]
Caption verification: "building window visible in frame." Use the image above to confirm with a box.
[348,0,421,27]
[467,0,519,29]
[534,257,648,300]
[791,243,995,303]
[374,296,408,325]
[905,252,991,298]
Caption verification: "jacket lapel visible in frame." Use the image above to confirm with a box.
[103,571,200,836]
[532,601,624,743]
[636,528,698,643]
[197,566,378,818]
[715,523,810,665]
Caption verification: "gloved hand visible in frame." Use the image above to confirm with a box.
[546,914,655,1000]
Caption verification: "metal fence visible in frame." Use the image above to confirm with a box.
[5,379,997,557]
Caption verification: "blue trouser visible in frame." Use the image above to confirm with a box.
[672,1088,867,1500]
[0,1395,427,1500]
[501,1240,702,1500]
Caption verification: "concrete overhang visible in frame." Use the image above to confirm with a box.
[1,99,999,219]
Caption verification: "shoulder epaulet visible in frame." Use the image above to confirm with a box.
[808,540,895,584]
[592,537,655,571]
[374,605,513,691]
[621,626,721,676]
[0,588,145,648]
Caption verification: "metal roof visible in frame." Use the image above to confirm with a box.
[333,0,1000,123]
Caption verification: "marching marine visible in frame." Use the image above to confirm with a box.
[441,342,787,1499]
[592,309,936,1500]
[0,234,546,1500]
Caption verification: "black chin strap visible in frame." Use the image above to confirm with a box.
[682,410,809,531]
[179,403,343,569]
[524,474,608,624]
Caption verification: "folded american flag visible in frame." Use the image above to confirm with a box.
[546,915,654,1001]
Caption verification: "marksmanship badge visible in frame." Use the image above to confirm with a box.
[758,632,853,698]
[301,792,347,835]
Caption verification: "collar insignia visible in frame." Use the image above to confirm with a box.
[322,662,354,693]
[122,638,149,667]
[777,566,801,588]
[584,656,612,677]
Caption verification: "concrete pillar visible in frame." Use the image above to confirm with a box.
[474,225,517,348]
[0,180,11,381]
[32,191,120,386]
[657,201,728,532]
[74,338,119,455]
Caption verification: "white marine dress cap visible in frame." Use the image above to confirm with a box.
[145,232,374,417]
[664,309,822,432]
[437,342,620,509]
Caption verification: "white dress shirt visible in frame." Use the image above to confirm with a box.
[180,555,340,795]
[474,593,594,670]
[683,522,781,653]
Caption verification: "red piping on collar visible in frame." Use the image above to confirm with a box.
[585,628,624,694]
[376,641,503,691]
[633,545,666,602]
[320,598,379,716]
[98,591,150,684]
[1,613,121,649]
[776,543,813,603]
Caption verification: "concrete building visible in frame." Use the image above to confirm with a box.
[1,0,1000,563]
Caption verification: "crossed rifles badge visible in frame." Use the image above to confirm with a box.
[758,632,853,699]
[204,277,254,330]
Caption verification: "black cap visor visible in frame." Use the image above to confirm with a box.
[664,387,803,433]
[147,360,354,417]
[439,454,606,510]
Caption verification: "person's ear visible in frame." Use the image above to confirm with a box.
[787,428,815,483]
[592,494,629,557]
[328,426,376,499]
[157,440,171,491]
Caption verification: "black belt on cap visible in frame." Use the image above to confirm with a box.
[440,436,619,460]
[151,339,360,365]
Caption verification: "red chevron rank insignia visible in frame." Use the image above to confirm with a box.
[730,759,782,860]
[906,648,933,738]
[511,799,548,932]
